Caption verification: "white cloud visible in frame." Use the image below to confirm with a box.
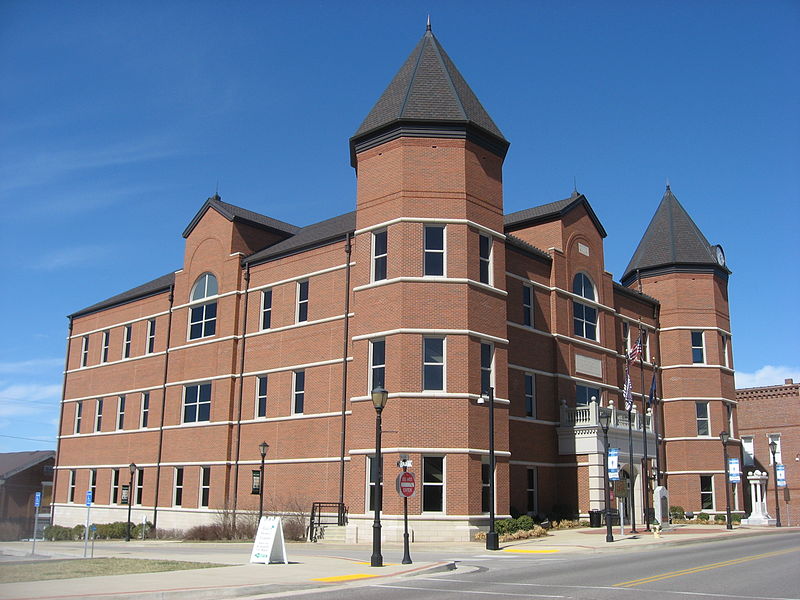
[734,365,800,389]
[0,358,63,375]
[31,245,110,270]
[0,383,62,418]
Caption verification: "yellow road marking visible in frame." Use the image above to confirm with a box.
[312,573,380,582]
[614,547,799,588]
[502,548,560,554]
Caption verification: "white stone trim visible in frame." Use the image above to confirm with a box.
[66,351,167,374]
[659,325,732,336]
[238,411,351,425]
[509,459,583,468]
[664,470,725,475]
[661,364,734,373]
[352,328,508,346]
[168,335,238,352]
[69,311,170,339]
[350,392,510,405]
[663,436,739,442]
[509,416,559,426]
[353,276,507,297]
[661,396,737,404]
[244,314,352,339]
[55,456,350,470]
[248,263,351,294]
[354,216,506,241]
[349,447,512,457]
[242,357,349,378]
[506,321,551,337]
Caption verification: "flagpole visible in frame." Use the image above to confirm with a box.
[624,355,638,534]
[638,324,651,531]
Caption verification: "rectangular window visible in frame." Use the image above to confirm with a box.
[422,456,444,512]
[147,319,156,353]
[174,467,184,506]
[251,470,261,495]
[184,383,212,423]
[261,290,272,330]
[95,399,103,432]
[90,469,97,503]
[576,384,600,406]
[135,469,144,505]
[69,470,76,503]
[480,342,494,394]
[123,325,132,359]
[481,457,490,513]
[522,285,533,327]
[622,321,630,353]
[742,436,754,466]
[112,469,120,504]
[101,330,110,363]
[372,229,388,281]
[367,455,382,512]
[293,371,305,414]
[768,434,782,464]
[721,334,729,368]
[297,280,309,323]
[256,376,268,418]
[695,401,710,436]
[141,392,150,428]
[81,336,89,367]
[573,301,598,340]
[200,467,211,508]
[642,330,650,363]
[700,475,714,510]
[189,302,217,340]
[117,396,126,430]
[691,331,705,364]
[370,339,386,392]
[423,225,445,276]
[527,467,538,514]
[479,233,492,285]
[75,400,83,434]
[524,373,536,418]
[423,337,445,391]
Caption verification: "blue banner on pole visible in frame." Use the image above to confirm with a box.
[85,490,93,506]
[777,464,786,488]
[34,491,41,507]
[728,458,740,484]
[608,448,620,481]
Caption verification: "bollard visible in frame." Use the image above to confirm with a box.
[653,523,661,538]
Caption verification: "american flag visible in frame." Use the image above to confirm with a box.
[623,363,633,411]
[628,335,642,363]
[647,371,657,407]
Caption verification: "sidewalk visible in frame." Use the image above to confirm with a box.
[0,525,795,600]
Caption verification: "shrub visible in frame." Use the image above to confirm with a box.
[72,524,86,539]
[714,514,726,523]
[94,522,130,539]
[43,525,73,541]
[149,527,184,540]
[184,524,224,541]
[731,513,742,523]
[697,512,710,522]
[669,505,685,519]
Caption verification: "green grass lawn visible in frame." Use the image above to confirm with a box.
[0,557,225,583]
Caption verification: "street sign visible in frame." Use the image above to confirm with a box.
[121,485,130,505]
[728,458,740,483]
[34,491,41,507]
[608,448,620,481]
[396,471,416,498]
[85,490,93,506]
[777,464,786,488]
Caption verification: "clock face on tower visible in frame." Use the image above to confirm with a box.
[715,245,726,266]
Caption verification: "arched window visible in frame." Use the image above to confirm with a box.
[572,273,597,340]
[189,273,218,340]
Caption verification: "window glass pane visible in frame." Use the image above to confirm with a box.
[299,281,308,301]
[424,253,444,276]
[424,458,443,483]
[424,226,444,250]
[374,230,387,255]
[424,338,443,363]
[422,457,444,512]
[374,256,387,281]
[424,365,443,391]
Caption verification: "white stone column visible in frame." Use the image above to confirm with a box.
[742,470,775,526]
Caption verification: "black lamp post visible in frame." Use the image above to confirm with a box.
[599,409,614,543]
[769,440,782,527]
[126,462,136,542]
[481,386,499,551]
[719,431,733,530]
[370,386,388,567]
[258,441,269,520]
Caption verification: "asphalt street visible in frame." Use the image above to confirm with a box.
[272,532,800,600]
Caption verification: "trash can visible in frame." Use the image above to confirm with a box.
[589,509,602,528]
[606,508,620,526]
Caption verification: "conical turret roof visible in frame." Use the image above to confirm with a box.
[621,186,728,284]
[350,25,508,165]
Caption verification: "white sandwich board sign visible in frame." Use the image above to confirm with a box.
[250,516,288,564]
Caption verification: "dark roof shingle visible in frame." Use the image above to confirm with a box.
[70,272,175,318]
[245,212,356,265]
[505,193,608,238]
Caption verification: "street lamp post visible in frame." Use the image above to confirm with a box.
[126,463,136,542]
[719,431,733,530]
[480,386,499,551]
[769,440,782,527]
[599,409,614,543]
[370,386,389,567]
[258,441,269,520]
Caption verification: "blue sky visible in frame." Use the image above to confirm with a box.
[1,1,798,452]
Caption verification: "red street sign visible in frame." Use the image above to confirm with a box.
[396,471,416,498]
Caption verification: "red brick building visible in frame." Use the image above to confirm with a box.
[0,451,54,539]
[53,27,740,540]
[737,379,799,526]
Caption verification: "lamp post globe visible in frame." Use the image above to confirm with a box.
[370,386,388,567]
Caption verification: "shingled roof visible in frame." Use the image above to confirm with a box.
[0,450,54,479]
[70,272,175,318]
[183,195,300,239]
[245,212,356,265]
[350,24,508,164]
[621,186,729,284]
[504,193,608,238]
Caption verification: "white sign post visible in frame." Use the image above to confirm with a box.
[728,458,741,484]
[250,516,288,564]
[777,465,786,488]
[31,491,41,556]
[83,490,92,558]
